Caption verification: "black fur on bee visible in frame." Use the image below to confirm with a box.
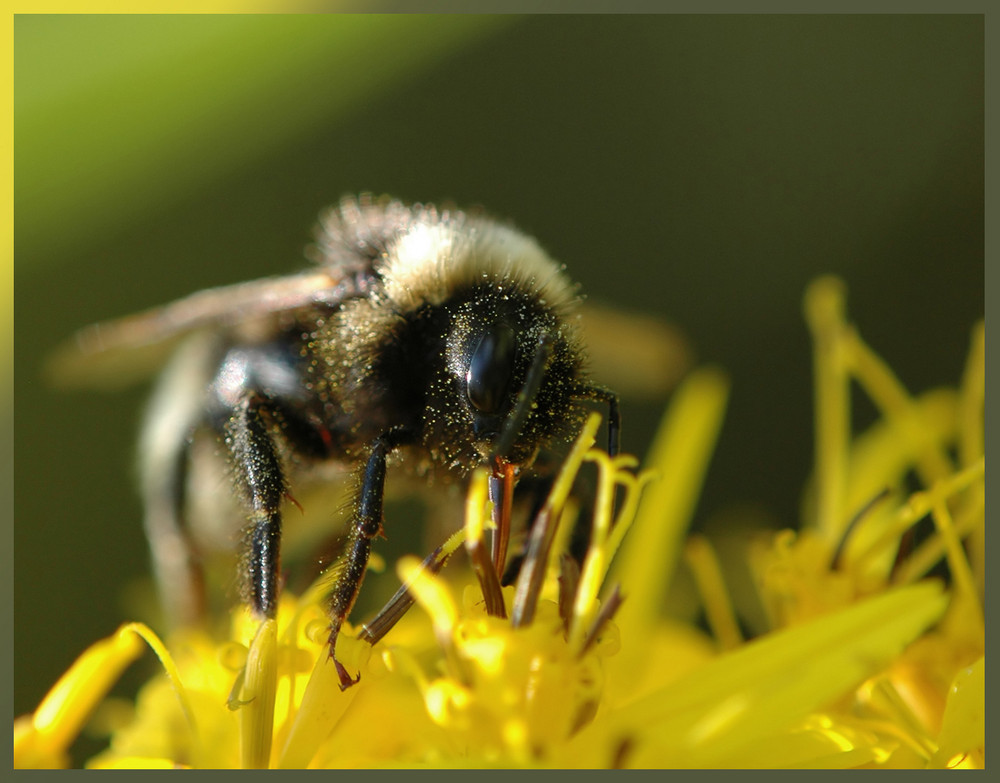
[66,195,620,689]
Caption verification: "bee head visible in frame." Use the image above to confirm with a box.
[318,201,593,475]
[442,282,585,469]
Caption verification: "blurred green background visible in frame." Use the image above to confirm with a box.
[14,13,982,756]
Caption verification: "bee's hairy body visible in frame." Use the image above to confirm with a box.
[99,196,616,689]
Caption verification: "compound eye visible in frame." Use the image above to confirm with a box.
[466,323,517,415]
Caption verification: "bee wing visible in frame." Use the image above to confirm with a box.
[577,302,694,400]
[48,269,354,389]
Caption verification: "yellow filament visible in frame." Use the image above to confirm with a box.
[684,535,743,651]
[464,467,490,545]
[568,449,618,649]
[14,621,200,769]
[396,556,467,684]
[928,497,983,632]
[891,493,983,587]
[803,276,850,542]
[843,328,954,486]
[957,321,985,598]
[610,366,730,662]
[851,458,984,574]
[957,321,985,467]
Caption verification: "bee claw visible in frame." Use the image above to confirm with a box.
[335,661,360,691]
[327,627,361,690]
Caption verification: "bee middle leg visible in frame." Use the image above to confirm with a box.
[325,429,409,690]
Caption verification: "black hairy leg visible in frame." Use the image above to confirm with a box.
[325,429,409,690]
[224,392,288,620]
[580,386,621,457]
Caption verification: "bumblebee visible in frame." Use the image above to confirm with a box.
[55,195,653,689]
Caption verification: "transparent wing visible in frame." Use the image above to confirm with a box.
[47,269,356,389]
[577,301,693,400]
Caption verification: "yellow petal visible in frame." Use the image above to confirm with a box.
[14,624,144,768]
[567,581,948,768]
[239,618,277,769]
[930,655,984,768]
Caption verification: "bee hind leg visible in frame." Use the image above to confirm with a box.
[139,336,219,629]
[140,431,206,629]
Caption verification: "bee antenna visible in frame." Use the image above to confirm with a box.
[491,332,554,462]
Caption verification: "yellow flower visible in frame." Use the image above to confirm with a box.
[14,277,983,769]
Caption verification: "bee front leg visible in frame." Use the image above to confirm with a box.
[576,385,621,456]
[225,393,288,621]
[326,430,405,690]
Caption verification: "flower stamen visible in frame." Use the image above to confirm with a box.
[511,412,601,627]
[464,467,506,617]
[397,556,470,686]
[684,534,743,651]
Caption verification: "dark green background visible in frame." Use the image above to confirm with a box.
[14,14,983,758]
